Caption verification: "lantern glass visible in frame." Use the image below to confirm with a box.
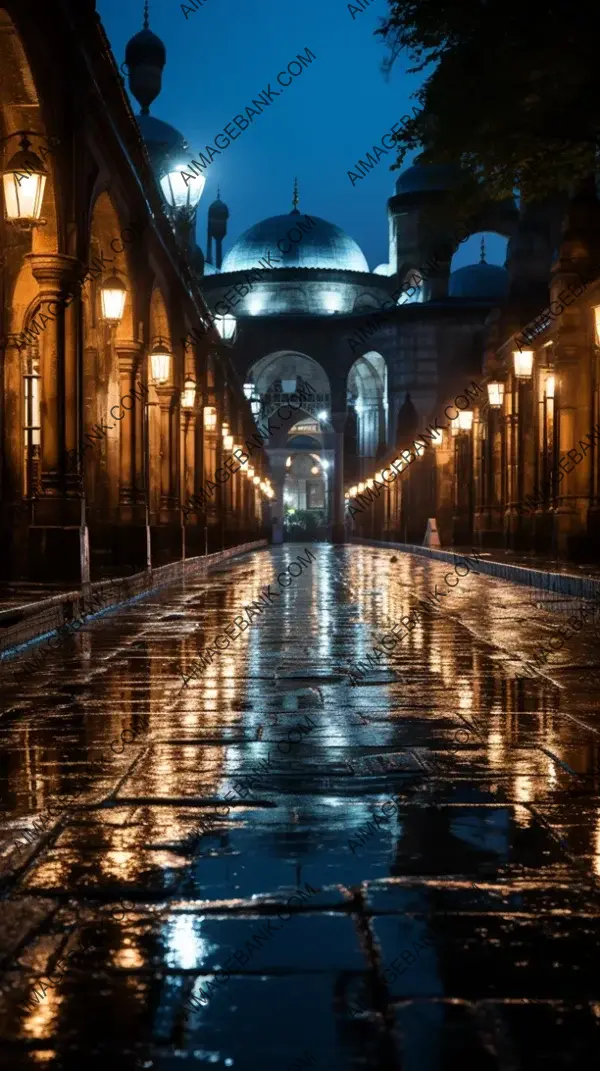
[100,275,127,323]
[431,429,444,447]
[223,434,234,451]
[250,398,261,417]
[487,381,505,407]
[181,378,196,409]
[546,374,555,399]
[357,482,365,493]
[2,138,47,223]
[457,410,474,431]
[203,405,217,430]
[215,314,236,340]
[150,343,171,385]
[513,349,534,378]
[160,166,205,211]
[281,378,296,394]
[243,381,254,399]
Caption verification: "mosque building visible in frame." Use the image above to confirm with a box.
[124,5,529,544]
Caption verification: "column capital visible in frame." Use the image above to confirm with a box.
[115,340,144,375]
[26,253,82,294]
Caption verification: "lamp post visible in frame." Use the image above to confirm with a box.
[453,409,474,544]
[511,349,534,549]
[180,377,197,562]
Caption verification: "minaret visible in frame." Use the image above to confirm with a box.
[124,2,166,116]
[207,189,229,270]
[291,176,300,215]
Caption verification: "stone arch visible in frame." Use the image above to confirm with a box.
[1,6,61,504]
[347,351,388,470]
[78,191,138,519]
[244,350,335,542]
[450,230,509,274]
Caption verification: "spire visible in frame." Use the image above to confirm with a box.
[217,186,221,199]
[291,177,299,214]
[480,235,486,264]
[143,0,149,28]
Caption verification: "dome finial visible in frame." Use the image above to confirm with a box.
[292,177,299,214]
[143,0,149,28]
[480,235,486,263]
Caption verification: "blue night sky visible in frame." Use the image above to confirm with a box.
[97,0,506,273]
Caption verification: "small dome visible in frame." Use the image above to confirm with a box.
[221,212,369,273]
[395,162,463,196]
[135,114,187,174]
[374,262,394,276]
[449,261,509,299]
[125,27,166,69]
[203,261,219,276]
[209,197,229,221]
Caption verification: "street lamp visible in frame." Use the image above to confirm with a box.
[431,428,444,447]
[160,165,205,217]
[215,314,236,340]
[243,379,255,400]
[100,274,127,324]
[487,381,505,408]
[1,134,47,226]
[181,378,196,409]
[203,405,217,430]
[545,373,555,399]
[457,410,474,432]
[513,350,534,378]
[223,433,234,452]
[149,338,171,385]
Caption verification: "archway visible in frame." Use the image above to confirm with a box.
[243,351,336,542]
[347,351,388,478]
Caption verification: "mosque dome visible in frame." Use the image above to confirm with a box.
[374,263,394,276]
[395,162,464,196]
[221,211,369,273]
[449,261,509,299]
[135,114,188,174]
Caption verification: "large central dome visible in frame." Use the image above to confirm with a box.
[221,211,369,273]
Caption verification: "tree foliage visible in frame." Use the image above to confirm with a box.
[378,1,600,201]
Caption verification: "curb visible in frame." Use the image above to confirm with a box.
[350,538,600,602]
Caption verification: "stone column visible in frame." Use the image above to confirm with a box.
[27,253,80,517]
[115,341,143,521]
[268,452,288,545]
[155,386,179,520]
[331,410,347,544]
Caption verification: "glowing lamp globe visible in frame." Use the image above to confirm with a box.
[2,136,47,224]
[160,166,205,212]
[100,275,127,324]
[513,350,534,378]
[181,378,196,409]
[149,339,171,385]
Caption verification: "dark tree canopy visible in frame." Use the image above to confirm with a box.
[379,1,599,202]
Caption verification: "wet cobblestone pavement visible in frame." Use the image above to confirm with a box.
[1,543,600,1070]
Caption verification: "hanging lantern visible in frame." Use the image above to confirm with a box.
[513,349,534,378]
[203,405,217,430]
[2,135,47,225]
[457,410,474,431]
[181,378,196,409]
[100,275,127,324]
[487,381,505,408]
[149,338,171,384]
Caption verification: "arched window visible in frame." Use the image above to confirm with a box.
[22,342,41,497]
